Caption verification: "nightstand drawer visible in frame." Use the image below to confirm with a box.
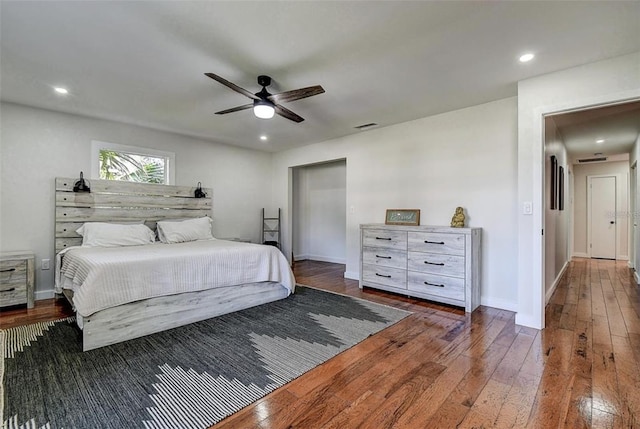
[362,247,407,269]
[362,264,407,289]
[408,252,464,277]
[1,252,35,309]
[0,282,28,306]
[0,259,27,285]
[408,232,465,255]
[407,272,464,302]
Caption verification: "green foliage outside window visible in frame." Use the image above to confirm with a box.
[99,150,166,184]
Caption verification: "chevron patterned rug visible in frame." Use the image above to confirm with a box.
[1,286,409,429]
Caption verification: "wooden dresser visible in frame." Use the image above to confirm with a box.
[0,251,35,309]
[359,224,481,312]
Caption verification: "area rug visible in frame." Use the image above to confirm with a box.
[1,286,409,429]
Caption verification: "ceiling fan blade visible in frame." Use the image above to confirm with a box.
[268,85,325,103]
[274,104,304,123]
[205,73,260,101]
[215,103,253,115]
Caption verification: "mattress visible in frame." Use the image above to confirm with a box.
[55,239,295,317]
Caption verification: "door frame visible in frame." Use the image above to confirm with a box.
[587,174,617,259]
[631,162,637,271]
[289,158,348,266]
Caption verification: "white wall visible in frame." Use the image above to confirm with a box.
[544,117,569,301]
[0,102,273,298]
[273,97,519,311]
[517,52,640,329]
[572,161,629,259]
[292,161,346,264]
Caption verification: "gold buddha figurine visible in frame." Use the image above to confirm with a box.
[451,206,465,228]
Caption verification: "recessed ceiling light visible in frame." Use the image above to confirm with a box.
[596,139,605,144]
[260,135,268,141]
[519,53,535,63]
[54,87,69,94]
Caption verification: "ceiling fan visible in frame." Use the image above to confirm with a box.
[205,73,325,123]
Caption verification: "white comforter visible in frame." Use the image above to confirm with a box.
[55,240,295,317]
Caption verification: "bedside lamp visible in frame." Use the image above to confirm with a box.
[73,171,91,193]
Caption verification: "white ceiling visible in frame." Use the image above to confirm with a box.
[1,1,639,153]
[551,101,640,161]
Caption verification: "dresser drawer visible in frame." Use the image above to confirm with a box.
[408,251,464,277]
[407,271,464,302]
[408,232,465,255]
[362,229,407,250]
[362,247,407,269]
[362,264,407,289]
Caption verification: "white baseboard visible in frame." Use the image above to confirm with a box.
[545,261,569,304]
[515,313,543,330]
[344,271,359,280]
[635,271,640,285]
[617,256,629,261]
[480,296,517,312]
[35,289,55,300]
[572,252,589,258]
[295,254,346,264]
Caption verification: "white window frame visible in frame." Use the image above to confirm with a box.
[91,140,176,185]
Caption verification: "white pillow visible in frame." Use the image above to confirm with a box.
[76,222,156,247]
[153,218,190,243]
[156,217,214,244]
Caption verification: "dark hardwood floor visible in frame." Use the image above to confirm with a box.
[2,258,640,428]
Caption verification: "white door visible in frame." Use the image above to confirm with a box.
[589,175,617,259]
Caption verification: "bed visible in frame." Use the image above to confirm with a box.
[54,177,295,351]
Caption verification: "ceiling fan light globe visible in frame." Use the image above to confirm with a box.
[254,104,275,119]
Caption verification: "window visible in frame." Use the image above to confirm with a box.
[91,141,175,185]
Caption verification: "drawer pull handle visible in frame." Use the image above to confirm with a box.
[424,240,445,245]
[376,255,391,259]
[424,281,445,288]
[375,237,392,241]
[424,261,445,266]
[375,273,392,278]
[1,288,16,293]
[0,268,16,273]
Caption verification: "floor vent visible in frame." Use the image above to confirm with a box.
[577,157,607,163]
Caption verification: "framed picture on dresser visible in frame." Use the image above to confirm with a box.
[385,209,420,226]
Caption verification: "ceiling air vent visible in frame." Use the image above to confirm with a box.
[577,157,607,163]
[354,122,379,131]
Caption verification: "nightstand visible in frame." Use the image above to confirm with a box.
[0,251,35,309]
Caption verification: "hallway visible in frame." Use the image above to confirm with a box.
[543,257,640,427]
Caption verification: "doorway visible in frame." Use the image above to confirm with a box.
[542,100,639,312]
[588,175,617,259]
[292,159,347,265]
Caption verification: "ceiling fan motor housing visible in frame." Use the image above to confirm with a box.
[257,75,272,87]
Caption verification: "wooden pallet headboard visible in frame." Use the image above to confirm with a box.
[55,177,213,253]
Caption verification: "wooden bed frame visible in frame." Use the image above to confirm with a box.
[55,177,291,351]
